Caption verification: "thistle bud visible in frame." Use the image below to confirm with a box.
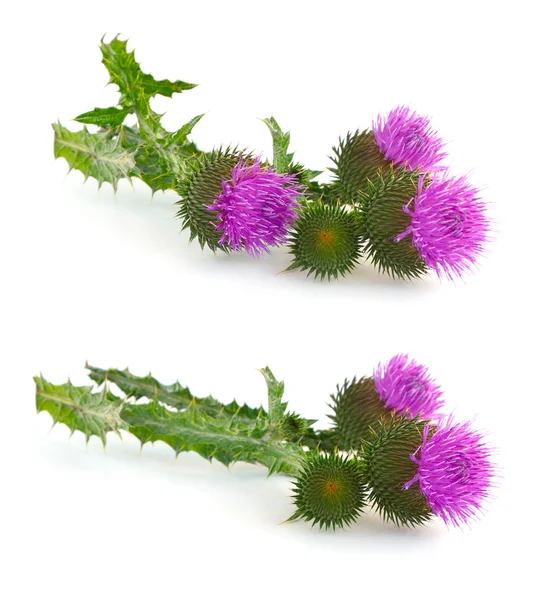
[287,203,362,280]
[289,453,367,530]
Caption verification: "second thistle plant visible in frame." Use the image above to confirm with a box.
[36,355,496,533]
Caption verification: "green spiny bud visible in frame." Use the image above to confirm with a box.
[289,453,367,530]
[175,148,248,251]
[358,169,427,280]
[329,377,389,451]
[287,203,362,280]
[278,412,317,444]
[330,130,389,204]
[360,416,433,527]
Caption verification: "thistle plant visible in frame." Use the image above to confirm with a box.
[54,36,490,282]
[36,356,496,532]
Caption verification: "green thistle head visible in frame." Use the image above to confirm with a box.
[329,377,389,451]
[330,130,389,205]
[360,416,433,527]
[278,412,317,444]
[287,203,362,280]
[290,453,367,530]
[358,169,427,279]
[175,148,248,251]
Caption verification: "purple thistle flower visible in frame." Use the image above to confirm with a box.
[374,354,444,420]
[209,158,303,257]
[395,174,489,279]
[372,106,447,172]
[403,420,495,527]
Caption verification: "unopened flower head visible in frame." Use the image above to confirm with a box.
[290,453,367,530]
[374,354,444,420]
[395,175,489,279]
[403,420,495,527]
[372,106,447,173]
[209,158,303,256]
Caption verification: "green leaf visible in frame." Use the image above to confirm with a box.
[169,113,206,147]
[37,370,304,474]
[35,376,127,445]
[304,169,322,181]
[261,116,295,173]
[53,122,135,190]
[259,366,287,427]
[132,145,177,192]
[100,36,196,109]
[122,401,303,474]
[87,365,266,424]
[75,106,130,127]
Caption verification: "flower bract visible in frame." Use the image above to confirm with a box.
[360,416,433,527]
[290,453,366,530]
[287,203,362,279]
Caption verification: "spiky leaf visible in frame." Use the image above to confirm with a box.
[100,36,196,111]
[360,416,433,527]
[262,116,321,188]
[121,401,303,474]
[87,365,265,423]
[53,123,135,190]
[289,453,366,530]
[330,130,388,205]
[74,107,130,127]
[259,366,287,424]
[35,377,126,445]
[37,372,304,475]
[287,203,362,280]
[169,114,206,147]
[261,116,295,174]
[358,169,427,280]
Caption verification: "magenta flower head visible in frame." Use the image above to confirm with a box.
[330,354,444,451]
[403,420,495,527]
[374,354,444,420]
[209,158,303,257]
[395,174,489,279]
[372,106,447,173]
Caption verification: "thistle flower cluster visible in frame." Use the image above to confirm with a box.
[55,38,491,282]
[37,356,496,533]
[293,354,495,529]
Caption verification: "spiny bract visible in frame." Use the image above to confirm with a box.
[329,376,388,451]
[360,416,433,527]
[358,169,428,279]
[287,203,362,280]
[330,129,389,205]
[290,453,367,530]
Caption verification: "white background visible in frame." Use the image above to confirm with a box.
[1,1,556,598]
